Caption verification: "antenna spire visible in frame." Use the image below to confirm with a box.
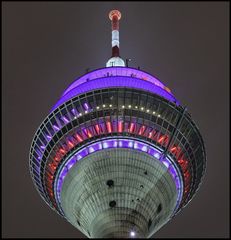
[106,10,125,67]
[109,10,121,57]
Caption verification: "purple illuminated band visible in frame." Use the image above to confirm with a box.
[52,76,180,111]
[54,138,184,216]
[62,67,169,96]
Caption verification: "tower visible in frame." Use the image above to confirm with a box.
[29,10,206,238]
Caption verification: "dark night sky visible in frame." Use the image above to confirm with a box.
[2,1,230,238]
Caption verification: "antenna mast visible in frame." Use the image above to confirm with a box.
[106,10,125,67]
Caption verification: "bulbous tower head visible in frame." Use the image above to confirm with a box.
[29,9,206,238]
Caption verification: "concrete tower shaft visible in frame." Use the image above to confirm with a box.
[61,148,178,238]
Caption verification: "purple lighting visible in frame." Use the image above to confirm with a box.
[89,147,95,153]
[61,116,69,124]
[46,135,52,140]
[53,125,60,131]
[154,153,160,159]
[62,67,169,96]
[35,148,42,157]
[54,138,183,214]
[162,160,170,169]
[51,75,180,111]
[141,146,148,152]
[71,108,78,115]
[83,103,90,110]
[103,142,109,148]
[128,141,133,147]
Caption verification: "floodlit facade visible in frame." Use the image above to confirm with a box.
[29,10,206,238]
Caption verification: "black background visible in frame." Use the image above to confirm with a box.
[2,1,229,238]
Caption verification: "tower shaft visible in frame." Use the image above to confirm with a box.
[61,148,177,238]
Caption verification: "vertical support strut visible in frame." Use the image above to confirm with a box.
[161,106,187,159]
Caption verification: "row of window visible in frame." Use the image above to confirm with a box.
[29,88,205,214]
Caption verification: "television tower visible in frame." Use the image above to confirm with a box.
[29,10,206,238]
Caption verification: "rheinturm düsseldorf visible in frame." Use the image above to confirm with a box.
[29,10,206,238]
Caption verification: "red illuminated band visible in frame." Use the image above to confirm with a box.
[44,120,191,209]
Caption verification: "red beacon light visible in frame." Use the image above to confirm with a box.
[109,10,121,21]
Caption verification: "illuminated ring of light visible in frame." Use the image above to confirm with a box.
[53,137,184,217]
[51,76,179,111]
[63,67,167,96]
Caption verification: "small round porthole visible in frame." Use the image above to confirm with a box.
[109,200,116,208]
[106,179,114,187]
